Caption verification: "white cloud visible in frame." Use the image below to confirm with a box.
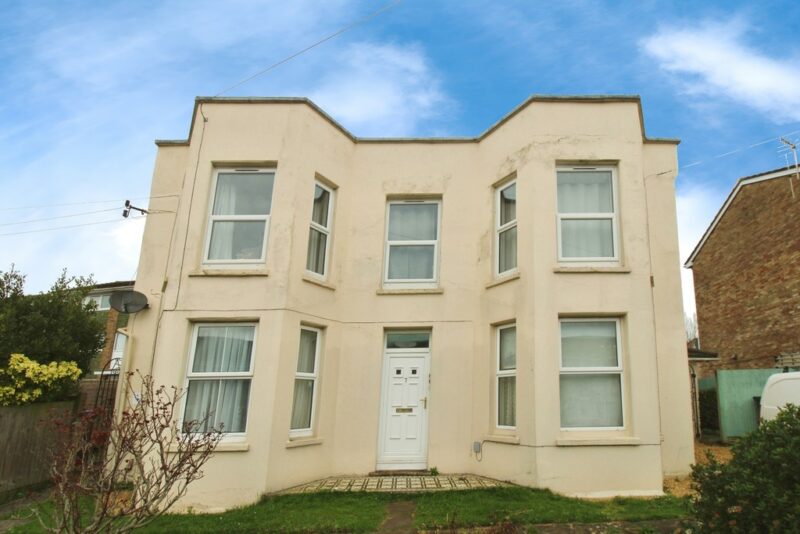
[309,42,451,137]
[675,183,728,315]
[641,19,800,122]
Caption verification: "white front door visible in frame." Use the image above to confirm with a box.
[377,344,430,470]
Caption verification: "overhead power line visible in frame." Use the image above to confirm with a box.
[214,0,403,96]
[0,207,120,227]
[0,216,145,237]
[0,194,178,212]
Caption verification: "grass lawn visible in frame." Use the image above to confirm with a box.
[7,487,690,533]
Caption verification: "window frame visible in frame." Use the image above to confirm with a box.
[85,294,111,311]
[495,180,518,277]
[181,322,257,440]
[289,326,323,438]
[558,317,625,431]
[555,166,620,264]
[202,168,275,266]
[495,323,517,430]
[305,181,335,279]
[383,199,442,287]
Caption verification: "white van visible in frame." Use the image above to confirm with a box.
[760,372,800,421]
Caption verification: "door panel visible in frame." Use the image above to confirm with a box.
[377,352,429,469]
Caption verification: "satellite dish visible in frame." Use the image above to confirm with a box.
[110,290,149,313]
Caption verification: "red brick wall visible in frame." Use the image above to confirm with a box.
[692,175,800,377]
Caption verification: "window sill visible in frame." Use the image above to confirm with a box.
[486,272,520,289]
[189,269,270,277]
[168,441,249,453]
[484,434,520,445]
[376,288,444,295]
[285,437,323,449]
[302,275,336,291]
[556,437,640,447]
[553,266,631,274]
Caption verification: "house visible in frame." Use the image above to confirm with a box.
[123,95,694,511]
[684,166,800,378]
[84,280,134,372]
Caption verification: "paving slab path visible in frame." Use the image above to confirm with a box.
[284,474,507,493]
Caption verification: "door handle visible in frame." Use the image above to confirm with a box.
[421,397,427,409]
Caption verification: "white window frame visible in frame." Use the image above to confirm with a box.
[84,294,111,311]
[305,182,335,279]
[181,322,257,440]
[202,168,275,266]
[289,326,322,438]
[558,317,625,431]
[495,180,518,276]
[556,166,620,263]
[496,323,516,430]
[383,199,441,288]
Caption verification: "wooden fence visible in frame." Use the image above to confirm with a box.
[0,401,74,501]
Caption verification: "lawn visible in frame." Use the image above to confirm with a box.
[6,487,690,533]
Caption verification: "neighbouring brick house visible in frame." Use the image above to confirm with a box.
[84,280,134,371]
[685,166,800,378]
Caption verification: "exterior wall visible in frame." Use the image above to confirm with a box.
[124,98,693,511]
[692,176,800,377]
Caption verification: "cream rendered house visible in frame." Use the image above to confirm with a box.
[125,95,694,511]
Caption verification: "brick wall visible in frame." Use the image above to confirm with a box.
[692,175,800,377]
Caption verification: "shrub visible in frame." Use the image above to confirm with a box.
[692,404,800,533]
[0,353,82,406]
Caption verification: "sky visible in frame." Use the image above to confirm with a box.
[1,0,799,317]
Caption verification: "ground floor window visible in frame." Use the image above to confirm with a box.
[183,323,255,434]
[290,327,322,437]
[496,324,516,428]
[559,318,623,429]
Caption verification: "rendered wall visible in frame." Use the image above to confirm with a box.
[123,97,693,511]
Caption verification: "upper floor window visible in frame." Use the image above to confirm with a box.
[556,167,618,262]
[183,323,256,436]
[306,183,334,277]
[495,181,517,275]
[384,200,440,285]
[204,169,275,264]
[559,318,624,429]
[84,294,111,310]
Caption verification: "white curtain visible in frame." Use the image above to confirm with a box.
[498,376,516,427]
[388,245,434,279]
[557,171,613,213]
[290,379,314,430]
[193,326,254,373]
[561,219,613,258]
[499,327,516,370]
[388,204,437,240]
[560,374,622,428]
[296,330,317,373]
[312,185,330,227]
[500,183,516,225]
[561,321,617,368]
[185,379,250,433]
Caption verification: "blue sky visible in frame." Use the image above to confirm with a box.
[1,0,799,316]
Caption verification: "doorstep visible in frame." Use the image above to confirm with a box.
[280,474,509,494]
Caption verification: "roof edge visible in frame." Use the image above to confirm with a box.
[162,94,677,147]
[684,165,800,267]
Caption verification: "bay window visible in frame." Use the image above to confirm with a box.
[496,181,517,275]
[290,327,321,437]
[306,182,334,277]
[496,324,516,428]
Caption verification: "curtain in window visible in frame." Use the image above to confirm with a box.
[185,379,251,433]
[311,185,330,226]
[208,173,274,260]
[557,172,613,213]
[498,376,516,427]
[499,327,516,370]
[561,322,617,367]
[306,228,327,274]
[498,226,517,272]
[559,374,622,427]
[290,379,314,430]
[296,330,317,373]
[192,326,254,373]
[388,204,437,240]
[388,245,435,279]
